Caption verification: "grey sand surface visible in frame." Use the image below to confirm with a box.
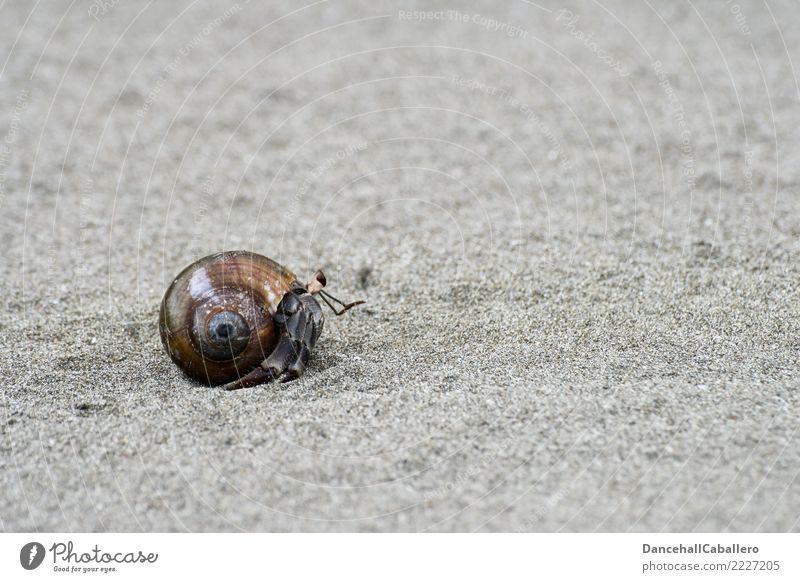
[1,0,799,531]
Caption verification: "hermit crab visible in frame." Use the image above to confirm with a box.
[159,251,363,390]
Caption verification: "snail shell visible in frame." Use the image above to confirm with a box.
[159,250,298,385]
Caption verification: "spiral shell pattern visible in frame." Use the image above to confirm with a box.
[159,251,297,384]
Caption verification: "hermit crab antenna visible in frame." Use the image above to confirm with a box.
[306,270,365,315]
[319,290,365,316]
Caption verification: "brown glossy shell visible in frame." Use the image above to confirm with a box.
[159,251,297,385]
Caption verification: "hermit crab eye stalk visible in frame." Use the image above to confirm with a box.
[307,269,365,316]
[306,270,327,294]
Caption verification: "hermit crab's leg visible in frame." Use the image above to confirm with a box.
[223,285,324,390]
[221,362,275,390]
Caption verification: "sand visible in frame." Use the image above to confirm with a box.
[1,0,799,531]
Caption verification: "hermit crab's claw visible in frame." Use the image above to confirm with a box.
[222,283,323,390]
[222,270,364,390]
